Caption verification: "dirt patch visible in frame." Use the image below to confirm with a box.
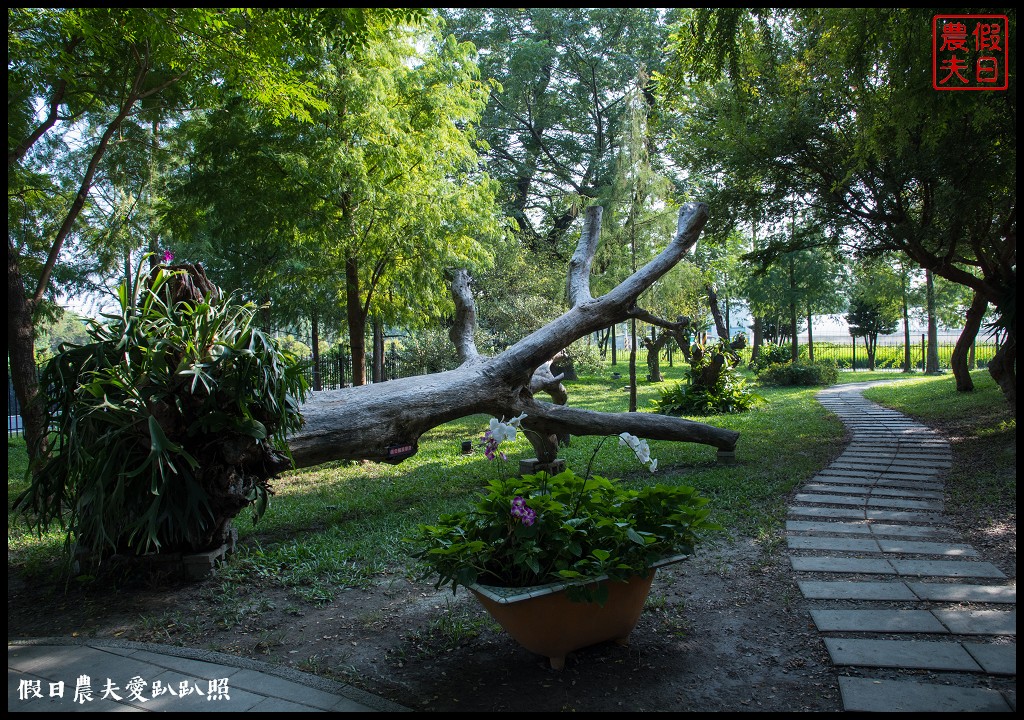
[8,536,845,712]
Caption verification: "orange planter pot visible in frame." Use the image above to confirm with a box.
[467,556,684,670]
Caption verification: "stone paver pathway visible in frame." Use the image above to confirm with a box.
[787,381,1016,712]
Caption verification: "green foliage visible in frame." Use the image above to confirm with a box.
[847,297,900,339]
[655,341,764,416]
[747,341,792,373]
[9,363,863,593]
[398,326,466,375]
[409,467,717,603]
[562,339,603,377]
[660,8,1015,395]
[14,263,308,560]
[755,361,839,387]
[440,8,675,255]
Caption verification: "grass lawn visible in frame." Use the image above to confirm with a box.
[8,365,1014,606]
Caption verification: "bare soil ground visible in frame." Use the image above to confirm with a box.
[2,535,858,713]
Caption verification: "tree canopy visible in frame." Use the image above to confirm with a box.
[659,8,1016,407]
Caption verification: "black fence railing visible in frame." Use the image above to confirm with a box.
[754,334,998,371]
[300,344,404,391]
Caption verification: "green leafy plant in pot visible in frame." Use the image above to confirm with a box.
[409,415,719,668]
[15,256,308,568]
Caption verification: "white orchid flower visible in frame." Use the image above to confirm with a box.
[617,432,657,472]
[489,416,521,444]
[507,412,528,428]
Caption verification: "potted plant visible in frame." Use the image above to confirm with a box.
[14,257,308,573]
[409,415,719,669]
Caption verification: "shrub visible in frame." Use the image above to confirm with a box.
[559,338,603,377]
[654,340,764,416]
[756,360,839,387]
[747,341,792,373]
[14,262,308,561]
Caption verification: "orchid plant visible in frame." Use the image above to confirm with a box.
[409,414,718,603]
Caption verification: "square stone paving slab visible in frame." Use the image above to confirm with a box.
[932,609,1016,636]
[787,520,871,535]
[876,539,978,557]
[798,580,917,600]
[866,497,944,511]
[962,643,1016,675]
[795,493,866,507]
[790,557,895,574]
[787,536,880,552]
[908,583,1016,604]
[838,677,1012,712]
[812,608,948,633]
[788,506,866,519]
[865,510,947,524]
[888,559,1007,579]
[824,638,981,671]
[868,524,957,539]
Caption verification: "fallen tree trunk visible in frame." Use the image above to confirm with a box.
[288,203,740,468]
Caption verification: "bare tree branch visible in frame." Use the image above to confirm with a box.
[287,201,739,470]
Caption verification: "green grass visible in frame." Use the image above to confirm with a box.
[860,370,1016,520]
[7,436,67,576]
[8,364,1012,604]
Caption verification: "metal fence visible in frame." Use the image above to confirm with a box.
[763,334,997,371]
[600,334,998,372]
[300,343,403,391]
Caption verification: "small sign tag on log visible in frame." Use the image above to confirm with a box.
[386,444,416,462]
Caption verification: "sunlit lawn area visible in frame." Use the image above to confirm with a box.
[8,365,1013,605]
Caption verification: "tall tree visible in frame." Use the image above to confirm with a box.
[8,8,361,462]
[662,8,1016,409]
[438,8,676,261]
[164,19,505,386]
[846,260,903,370]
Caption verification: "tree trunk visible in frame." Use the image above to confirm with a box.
[628,318,638,412]
[644,333,668,383]
[987,332,1016,412]
[951,291,987,392]
[806,300,814,362]
[7,245,47,464]
[8,76,146,465]
[311,308,322,392]
[788,257,799,363]
[751,317,763,365]
[706,284,729,340]
[288,204,740,468]
[925,269,940,374]
[724,293,731,340]
[346,255,367,386]
[372,316,384,383]
[864,335,877,371]
[902,283,912,373]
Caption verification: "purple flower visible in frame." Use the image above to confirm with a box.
[480,430,501,461]
[510,496,536,526]
[162,250,174,264]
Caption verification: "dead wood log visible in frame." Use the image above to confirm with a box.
[288,203,740,468]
